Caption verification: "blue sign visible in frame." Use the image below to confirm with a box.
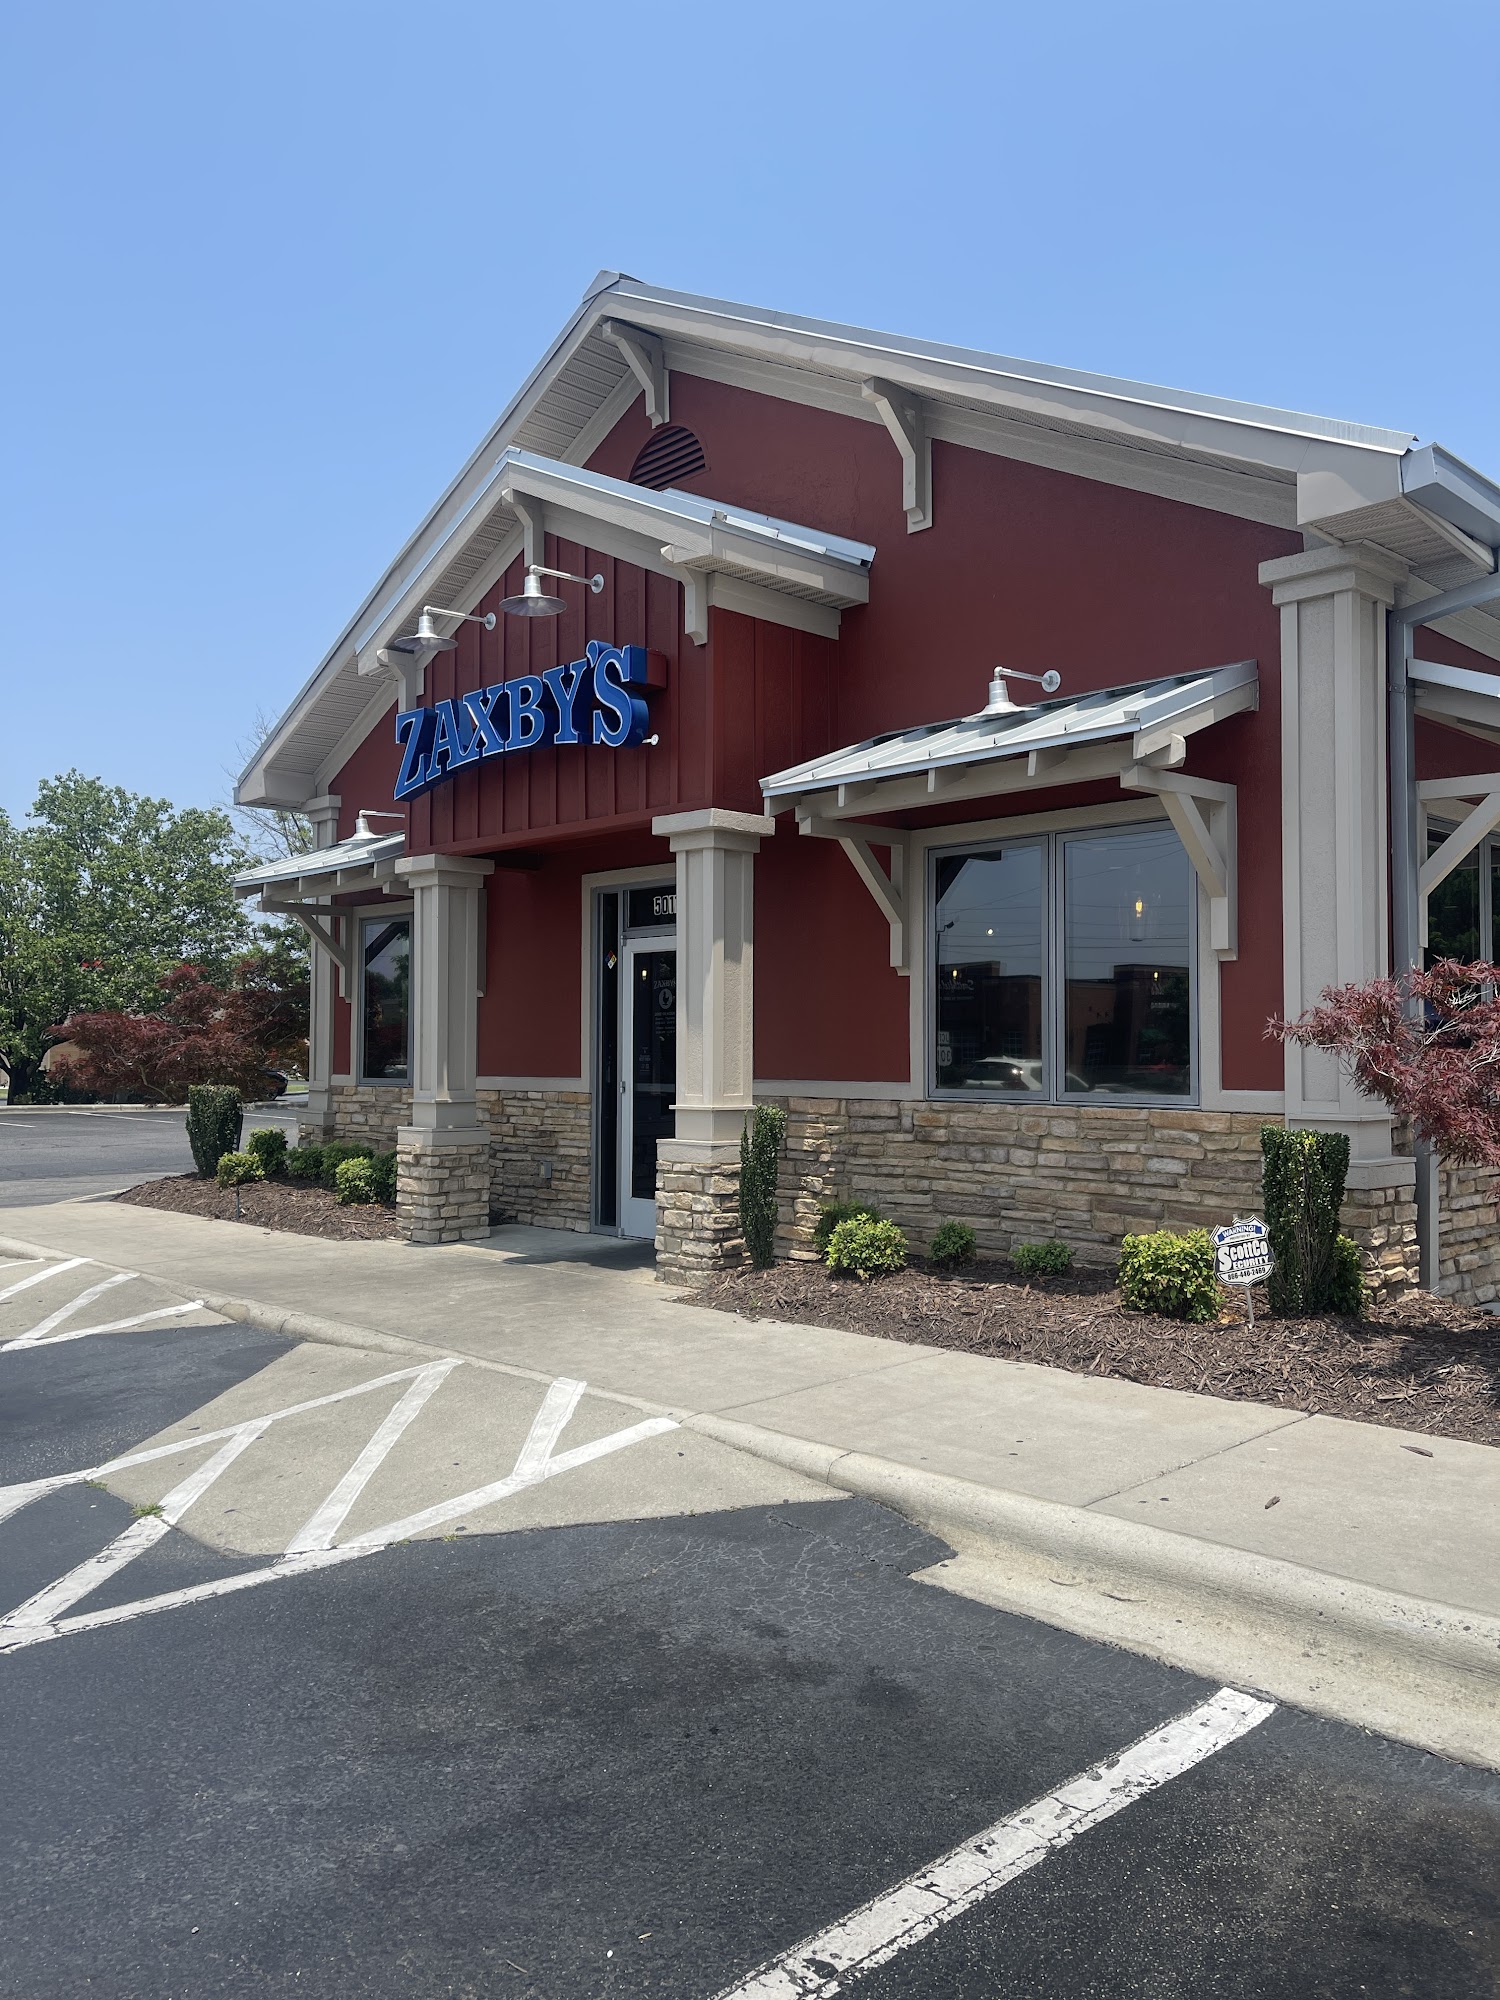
[394,641,653,802]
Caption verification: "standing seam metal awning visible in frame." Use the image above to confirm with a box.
[233,831,408,997]
[758,661,1259,971]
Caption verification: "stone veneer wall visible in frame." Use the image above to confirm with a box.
[305,1084,411,1151]
[656,1147,744,1285]
[766,1096,1421,1303]
[1438,1162,1500,1304]
[477,1087,593,1230]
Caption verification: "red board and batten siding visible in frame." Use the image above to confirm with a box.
[326,365,1309,1091]
[587,373,1300,1091]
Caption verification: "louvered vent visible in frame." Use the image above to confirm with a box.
[629,425,707,491]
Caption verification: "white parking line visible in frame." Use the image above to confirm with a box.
[0,1367,678,1651]
[711,1686,1276,1998]
[6,1271,136,1345]
[2,1299,209,1352]
[0,1258,89,1304]
[284,1359,461,1554]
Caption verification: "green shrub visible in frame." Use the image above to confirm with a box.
[1118,1229,1220,1322]
[1328,1234,1366,1318]
[813,1199,882,1255]
[215,1149,264,1190]
[370,1150,398,1204]
[319,1140,374,1190]
[334,1157,377,1205]
[186,1085,243,1178]
[1261,1126,1352,1316]
[245,1127,288,1177]
[1011,1238,1073,1280]
[286,1143,324,1182]
[826,1214,908,1280]
[739,1104,787,1269]
[929,1220,977,1269]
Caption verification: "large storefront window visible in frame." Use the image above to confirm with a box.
[932,825,1193,1101]
[361,917,410,1082]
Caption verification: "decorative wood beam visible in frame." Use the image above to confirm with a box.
[602,319,669,427]
[861,377,932,533]
[1120,766,1238,958]
[797,814,910,972]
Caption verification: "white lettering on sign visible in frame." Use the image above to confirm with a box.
[1212,1219,1273,1287]
[653,893,675,919]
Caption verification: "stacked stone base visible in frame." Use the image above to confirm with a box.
[301,1084,410,1152]
[655,1142,744,1284]
[396,1128,491,1245]
[1341,1178,1420,1308]
[478,1087,592,1230]
[1438,1161,1500,1303]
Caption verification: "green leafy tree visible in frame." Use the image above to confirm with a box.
[0,773,257,1102]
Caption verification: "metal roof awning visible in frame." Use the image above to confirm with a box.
[760,659,1259,818]
[760,660,1257,972]
[233,829,406,904]
[235,830,407,994]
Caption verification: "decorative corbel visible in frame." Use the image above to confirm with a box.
[659,549,709,646]
[602,319,670,428]
[261,902,355,997]
[796,814,910,973]
[861,377,932,533]
[1120,767,1238,959]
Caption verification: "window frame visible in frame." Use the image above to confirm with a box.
[1423,818,1496,964]
[358,912,413,1086]
[926,821,1199,1109]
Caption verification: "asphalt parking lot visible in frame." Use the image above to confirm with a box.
[0,1101,302,1207]
[3,1254,1499,1999]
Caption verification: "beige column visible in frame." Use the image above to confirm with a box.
[1260,543,1417,1288]
[300,793,342,1141]
[393,853,494,1243]
[650,808,774,1280]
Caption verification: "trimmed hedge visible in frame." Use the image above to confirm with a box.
[929,1220,977,1269]
[286,1144,324,1182]
[319,1140,374,1190]
[186,1086,242,1179]
[334,1157,377,1205]
[739,1104,786,1269]
[1011,1239,1073,1280]
[215,1149,264,1190]
[1261,1126,1353,1316]
[1118,1229,1220,1322]
[813,1200,882,1256]
[371,1151,398,1204]
[245,1127,288,1177]
[826,1214,908,1280]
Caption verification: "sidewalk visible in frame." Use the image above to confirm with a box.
[3,1196,1498,1768]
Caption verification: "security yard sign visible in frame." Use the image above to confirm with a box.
[1213,1218,1273,1324]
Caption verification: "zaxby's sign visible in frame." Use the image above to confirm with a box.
[394,641,655,802]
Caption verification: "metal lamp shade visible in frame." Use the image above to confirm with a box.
[500,571,570,618]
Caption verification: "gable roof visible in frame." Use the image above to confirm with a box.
[238,272,1500,810]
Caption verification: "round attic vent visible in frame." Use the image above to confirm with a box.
[629,424,707,492]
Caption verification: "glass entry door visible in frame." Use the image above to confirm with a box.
[619,938,677,1237]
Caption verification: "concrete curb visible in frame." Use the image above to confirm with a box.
[5,1226,1498,1767]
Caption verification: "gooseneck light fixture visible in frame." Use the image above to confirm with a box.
[979,665,1062,715]
[387,604,498,656]
[500,564,606,619]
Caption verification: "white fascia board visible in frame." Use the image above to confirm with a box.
[597,280,1416,477]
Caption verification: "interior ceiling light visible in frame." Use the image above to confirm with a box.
[978,665,1062,716]
[500,564,605,618]
[387,605,497,656]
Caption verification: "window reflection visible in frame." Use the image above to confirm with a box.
[934,846,1044,1092]
[1426,828,1481,967]
[1063,830,1190,1096]
[362,918,410,1081]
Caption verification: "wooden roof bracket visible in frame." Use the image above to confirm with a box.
[1415,773,1500,948]
[1119,767,1238,959]
[861,377,932,534]
[602,320,669,428]
[260,902,355,998]
[797,812,910,973]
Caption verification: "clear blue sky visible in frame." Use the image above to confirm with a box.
[3,0,1496,822]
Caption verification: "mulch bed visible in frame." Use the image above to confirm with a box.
[696,1259,1500,1447]
[114,1175,401,1242]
